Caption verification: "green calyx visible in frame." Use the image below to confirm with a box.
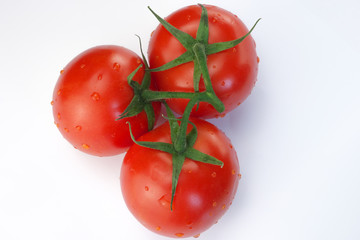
[127,103,223,210]
[148,4,260,93]
[117,36,156,131]
[121,5,260,210]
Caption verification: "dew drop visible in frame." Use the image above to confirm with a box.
[113,62,121,71]
[187,15,191,21]
[193,234,201,238]
[145,186,149,191]
[156,226,161,231]
[220,113,226,118]
[186,221,193,229]
[212,17,217,23]
[175,233,184,237]
[237,102,241,106]
[158,194,171,208]
[57,113,61,120]
[60,69,64,74]
[212,201,217,207]
[82,144,90,149]
[64,128,69,133]
[232,170,236,175]
[98,74,103,80]
[50,100,54,106]
[54,122,59,128]
[232,48,237,53]
[238,173,242,179]
[257,56,260,63]
[136,58,141,64]
[75,125,82,131]
[91,92,100,101]
[57,89,62,95]
[211,172,217,178]
[222,204,226,210]
[80,64,86,69]
[150,31,154,37]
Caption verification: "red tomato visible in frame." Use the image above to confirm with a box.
[148,4,259,118]
[52,45,160,157]
[120,118,240,238]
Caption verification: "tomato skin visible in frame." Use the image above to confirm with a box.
[52,45,160,157]
[120,118,240,238]
[148,4,258,118]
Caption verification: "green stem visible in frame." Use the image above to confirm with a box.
[173,96,199,153]
[142,89,196,101]
[192,43,215,95]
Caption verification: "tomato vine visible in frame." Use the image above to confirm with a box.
[119,4,260,210]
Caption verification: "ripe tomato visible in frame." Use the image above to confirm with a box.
[52,45,160,157]
[148,4,259,118]
[120,118,240,238]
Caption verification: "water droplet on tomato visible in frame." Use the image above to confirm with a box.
[64,128,69,133]
[113,62,121,71]
[187,15,191,21]
[156,226,161,231]
[211,172,217,178]
[91,92,100,101]
[145,186,149,191]
[54,122,59,128]
[222,204,226,210]
[98,74,102,80]
[232,170,236,175]
[158,194,171,208]
[136,58,141,64]
[212,201,217,207]
[238,173,242,179]
[212,17,217,23]
[220,113,226,118]
[57,89,62,95]
[57,113,61,120]
[75,125,82,131]
[80,64,86,69]
[82,144,90,149]
[232,48,237,53]
[193,233,201,238]
[50,100,54,106]
[175,233,184,237]
[60,69,64,74]
[257,56,260,63]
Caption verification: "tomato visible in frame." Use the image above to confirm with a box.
[52,45,160,157]
[120,118,240,238]
[148,4,258,118]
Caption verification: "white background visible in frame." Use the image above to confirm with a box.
[0,0,359,239]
